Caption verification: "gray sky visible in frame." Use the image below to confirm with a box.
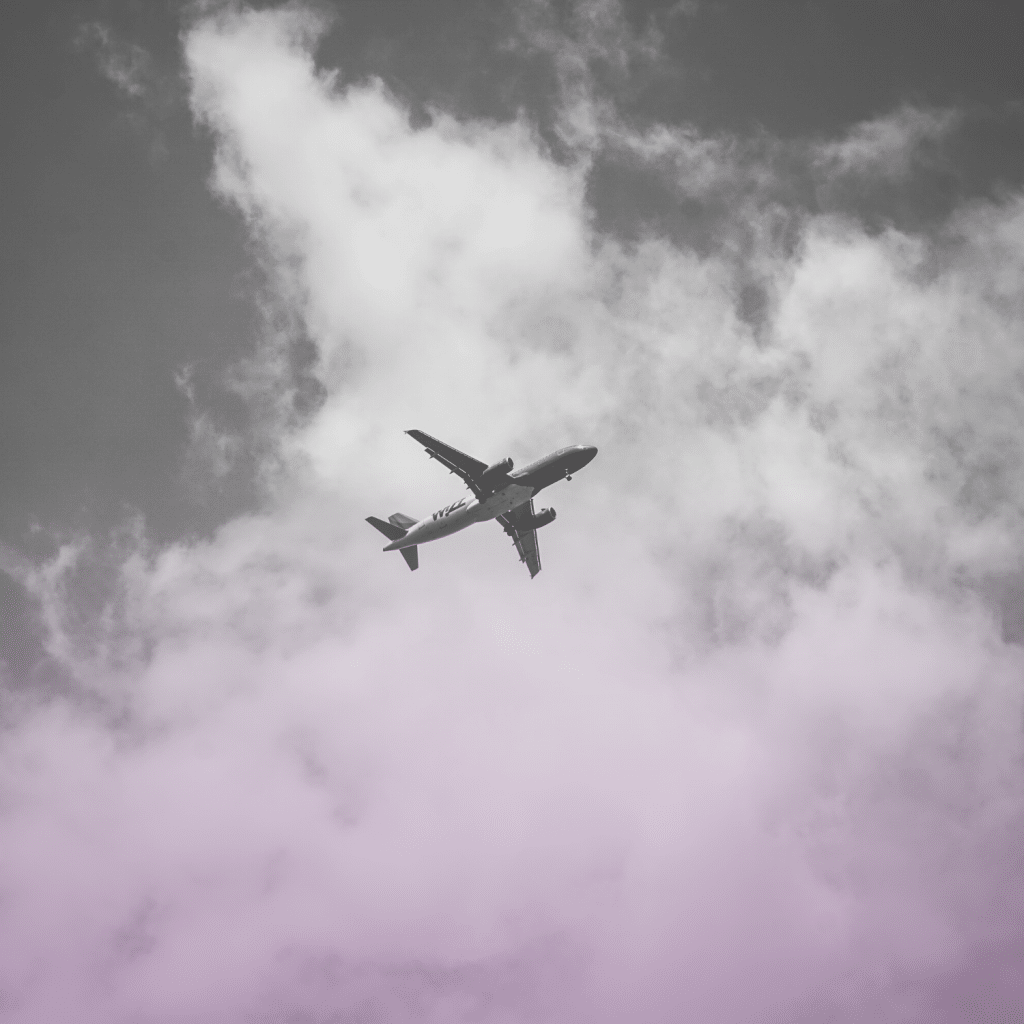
[3,2,1024,1021]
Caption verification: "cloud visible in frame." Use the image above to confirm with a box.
[511,0,668,156]
[4,3,1024,1022]
[666,0,703,18]
[76,22,158,100]
[76,21,179,160]
[813,104,962,183]
[510,6,966,229]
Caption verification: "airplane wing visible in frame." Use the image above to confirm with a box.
[406,429,489,498]
[498,500,542,579]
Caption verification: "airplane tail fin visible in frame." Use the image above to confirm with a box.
[366,516,406,542]
[366,516,419,570]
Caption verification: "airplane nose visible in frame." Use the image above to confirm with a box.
[581,445,598,465]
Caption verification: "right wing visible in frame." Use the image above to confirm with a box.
[498,500,542,579]
[406,429,489,498]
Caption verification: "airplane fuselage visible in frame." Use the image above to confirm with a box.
[383,444,595,551]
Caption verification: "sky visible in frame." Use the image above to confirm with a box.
[2,1,1024,1021]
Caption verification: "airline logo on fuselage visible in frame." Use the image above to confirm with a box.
[432,497,467,521]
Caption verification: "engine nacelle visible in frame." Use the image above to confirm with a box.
[523,507,556,530]
[480,457,513,485]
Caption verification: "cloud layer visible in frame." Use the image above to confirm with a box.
[3,4,1024,1022]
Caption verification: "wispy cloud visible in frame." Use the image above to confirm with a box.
[76,22,158,99]
[512,0,668,156]
[513,5,965,231]
[75,21,178,159]
[813,103,962,182]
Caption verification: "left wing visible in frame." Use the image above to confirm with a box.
[498,499,542,579]
[406,429,488,499]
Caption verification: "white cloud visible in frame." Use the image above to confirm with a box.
[3,4,1024,1023]
[813,104,961,182]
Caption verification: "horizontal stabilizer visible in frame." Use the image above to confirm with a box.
[366,516,406,542]
[388,512,418,530]
[400,546,418,571]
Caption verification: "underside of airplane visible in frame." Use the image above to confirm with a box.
[366,429,597,578]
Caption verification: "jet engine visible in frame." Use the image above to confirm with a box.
[523,507,556,530]
[480,457,513,485]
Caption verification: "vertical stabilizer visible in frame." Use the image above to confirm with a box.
[400,546,418,571]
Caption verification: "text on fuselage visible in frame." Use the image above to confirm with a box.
[432,497,466,520]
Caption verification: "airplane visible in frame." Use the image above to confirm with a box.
[366,429,598,578]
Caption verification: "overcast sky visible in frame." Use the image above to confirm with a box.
[3,2,1024,1022]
